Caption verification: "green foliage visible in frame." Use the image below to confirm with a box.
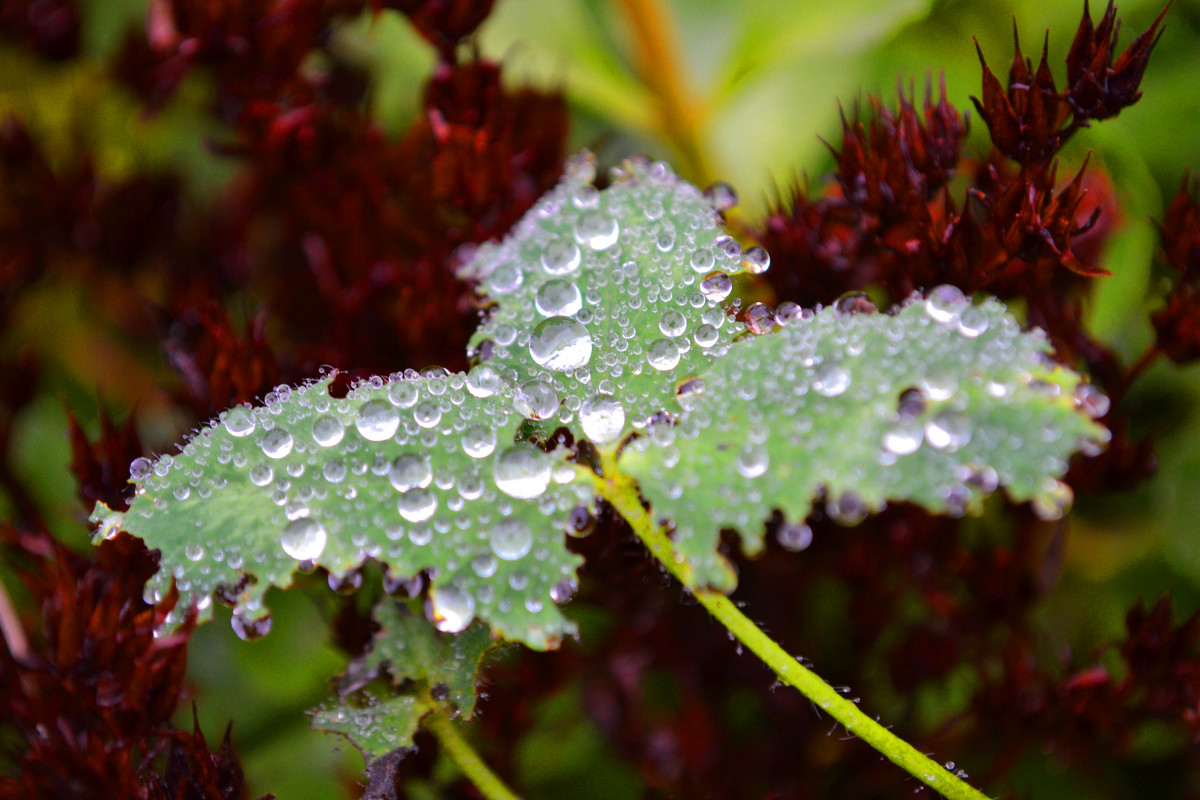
[92,154,1105,780]
[462,152,752,447]
[623,294,1109,590]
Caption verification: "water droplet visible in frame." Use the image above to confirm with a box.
[700,270,732,301]
[689,248,716,273]
[223,406,256,437]
[658,309,687,338]
[957,305,990,337]
[322,460,346,483]
[261,429,294,459]
[390,454,432,491]
[466,365,502,397]
[312,415,345,447]
[535,279,583,316]
[462,425,497,458]
[580,395,626,444]
[574,211,619,250]
[925,411,972,451]
[925,284,966,323]
[775,302,803,325]
[541,237,582,275]
[249,463,274,486]
[745,302,775,335]
[736,443,769,478]
[471,553,498,578]
[694,324,719,348]
[813,362,851,397]
[281,518,327,561]
[833,291,876,316]
[490,518,533,561]
[185,543,204,561]
[428,584,476,633]
[388,381,419,408]
[1031,478,1074,521]
[704,181,738,211]
[493,444,551,499]
[742,246,770,274]
[513,380,559,420]
[550,578,577,604]
[920,369,958,401]
[231,612,272,641]
[398,488,437,522]
[647,338,681,371]
[777,522,813,552]
[413,400,442,429]
[487,262,523,294]
[883,418,924,455]
[130,457,153,481]
[529,317,592,371]
[1074,384,1110,418]
[356,400,400,441]
[827,492,869,525]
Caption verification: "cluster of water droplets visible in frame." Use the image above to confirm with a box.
[625,288,1110,590]
[105,371,595,648]
[460,151,759,447]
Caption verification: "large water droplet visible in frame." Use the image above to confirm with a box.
[689,248,715,273]
[745,302,775,335]
[647,338,681,371]
[1074,384,1110,418]
[312,415,345,447]
[925,411,972,451]
[413,400,442,429]
[462,425,496,458]
[389,453,432,492]
[704,181,738,211]
[883,418,924,455]
[281,518,327,561]
[529,317,592,371]
[736,443,769,478]
[388,381,419,408]
[573,211,619,250]
[224,406,256,437]
[700,270,732,301]
[249,463,273,486]
[813,362,851,397]
[535,279,583,317]
[925,284,966,323]
[398,488,437,522]
[487,262,523,294]
[658,309,687,337]
[742,246,770,274]
[428,584,476,633]
[541,237,582,275]
[356,400,400,441]
[130,457,153,481]
[580,395,626,444]
[493,444,551,499]
[513,380,559,420]
[957,305,990,337]
[776,522,813,552]
[490,518,533,561]
[466,364,501,397]
[261,429,294,459]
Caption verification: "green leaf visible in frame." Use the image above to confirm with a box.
[91,370,594,650]
[310,695,422,762]
[621,291,1110,591]
[355,598,496,719]
[461,152,755,450]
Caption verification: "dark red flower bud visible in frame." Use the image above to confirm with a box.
[383,0,495,57]
[1066,1,1168,122]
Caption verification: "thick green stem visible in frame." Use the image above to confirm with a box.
[421,698,521,800]
[594,451,992,800]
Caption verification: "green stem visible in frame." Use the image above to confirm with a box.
[421,698,521,800]
[593,452,992,800]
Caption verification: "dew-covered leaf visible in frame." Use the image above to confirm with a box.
[354,598,496,719]
[90,371,594,649]
[622,290,1111,591]
[310,695,421,763]
[460,152,756,449]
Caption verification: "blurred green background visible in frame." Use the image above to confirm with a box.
[4,0,1200,797]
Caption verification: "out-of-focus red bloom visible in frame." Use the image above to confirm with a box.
[0,0,80,60]
[383,0,494,57]
[1153,177,1200,364]
[1066,1,1169,122]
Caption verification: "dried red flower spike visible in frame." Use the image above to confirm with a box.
[67,408,145,513]
[972,30,1072,166]
[1066,1,1169,122]
[148,717,268,800]
[1152,176,1200,364]
[1159,173,1200,281]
